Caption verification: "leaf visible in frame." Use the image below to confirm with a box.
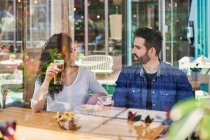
[133,115,141,122]
[145,115,153,123]
[168,109,204,140]
[199,115,210,140]
[170,99,198,121]
[128,111,137,121]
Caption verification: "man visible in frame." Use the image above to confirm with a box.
[112,28,193,111]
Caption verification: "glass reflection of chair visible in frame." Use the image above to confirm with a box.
[178,56,195,74]
[0,64,23,109]
[81,55,113,74]
[1,83,23,109]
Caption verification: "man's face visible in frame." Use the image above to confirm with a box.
[132,37,150,64]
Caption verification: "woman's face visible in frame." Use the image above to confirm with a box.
[64,43,77,66]
[69,43,77,59]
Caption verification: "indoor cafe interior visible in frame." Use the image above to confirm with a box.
[1,0,210,139]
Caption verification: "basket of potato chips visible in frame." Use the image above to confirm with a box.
[56,112,80,130]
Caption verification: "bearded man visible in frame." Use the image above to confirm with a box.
[112,28,193,111]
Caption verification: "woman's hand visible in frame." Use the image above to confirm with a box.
[97,96,114,107]
[44,63,62,82]
[86,92,107,105]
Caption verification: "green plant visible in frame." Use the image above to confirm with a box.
[167,99,210,140]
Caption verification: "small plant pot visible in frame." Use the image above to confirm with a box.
[191,72,200,81]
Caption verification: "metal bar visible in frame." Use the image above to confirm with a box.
[84,0,88,56]
[207,0,210,58]
[158,0,166,62]
[105,0,109,55]
[126,0,132,65]
[170,0,173,64]
[13,0,16,53]
[22,0,26,101]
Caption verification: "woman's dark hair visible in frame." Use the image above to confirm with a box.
[135,28,163,55]
[37,33,72,97]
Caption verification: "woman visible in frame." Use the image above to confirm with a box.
[31,33,107,112]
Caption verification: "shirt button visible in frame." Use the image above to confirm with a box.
[152,91,155,94]
[166,93,168,95]
[153,104,156,106]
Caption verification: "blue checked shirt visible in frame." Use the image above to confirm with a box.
[112,62,193,111]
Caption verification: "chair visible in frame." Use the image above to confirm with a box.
[178,56,195,75]
[1,83,23,109]
[178,56,194,70]
[0,63,23,109]
[81,55,113,74]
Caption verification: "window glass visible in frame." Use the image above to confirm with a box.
[0,0,193,105]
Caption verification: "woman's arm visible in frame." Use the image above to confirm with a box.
[31,79,50,112]
[85,69,107,105]
[87,92,107,105]
[31,63,61,112]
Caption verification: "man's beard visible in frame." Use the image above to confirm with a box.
[133,52,150,65]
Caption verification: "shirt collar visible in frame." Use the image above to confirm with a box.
[136,61,168,77]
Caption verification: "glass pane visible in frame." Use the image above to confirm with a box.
[109,0,122,57]
[88,0,105,54]
[165,0,191,66]
[132,1,159,30]
[0,0,23,108]
[29,0,50,48]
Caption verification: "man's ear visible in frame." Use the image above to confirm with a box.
[149,47,156,56]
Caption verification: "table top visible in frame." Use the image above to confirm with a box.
[0,59,22,65]
[0,107,167,140]
[0,59,22,73]
[181,62,210,69]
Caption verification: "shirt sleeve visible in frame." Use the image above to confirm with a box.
[112,69,129,107]
[87,69,107,94]
[32,79,41,99]
[31,78,41,108]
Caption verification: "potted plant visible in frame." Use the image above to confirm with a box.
[190,63,202,81]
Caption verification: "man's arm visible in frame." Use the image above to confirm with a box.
[176,72,194,101]
[112,70,129,107]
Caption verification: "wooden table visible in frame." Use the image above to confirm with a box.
[0,107,167,140]
[0,59,22,73]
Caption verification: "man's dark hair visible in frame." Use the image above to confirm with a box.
[135,28,163,55]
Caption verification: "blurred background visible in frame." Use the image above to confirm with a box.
[0,0,210,108]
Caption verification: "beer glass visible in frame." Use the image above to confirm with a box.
[54,59,64,85]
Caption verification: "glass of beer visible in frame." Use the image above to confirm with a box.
[54,59,64,85]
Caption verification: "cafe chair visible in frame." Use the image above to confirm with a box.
[178,56,194,70]
[1,83,23,109]
[82,55,113,74]
[0,64,23,109]
[0,63,18,73]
